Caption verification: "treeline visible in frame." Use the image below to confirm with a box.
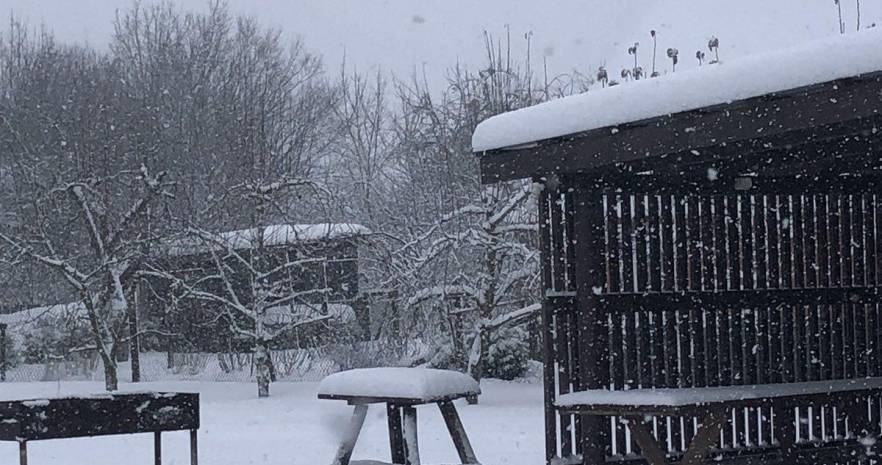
[0,2,594,394]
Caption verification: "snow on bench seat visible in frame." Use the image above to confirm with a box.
[472,27,882,152]
[318,368,480,402]
[557,377,882,408]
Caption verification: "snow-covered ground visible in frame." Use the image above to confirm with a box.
[0,379,543,465]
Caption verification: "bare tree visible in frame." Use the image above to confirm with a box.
[0,167,173,391]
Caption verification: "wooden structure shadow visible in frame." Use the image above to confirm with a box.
[475,59,882,464]
[319,393,479,465]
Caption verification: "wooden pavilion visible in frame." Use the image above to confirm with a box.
[474,30,882,465]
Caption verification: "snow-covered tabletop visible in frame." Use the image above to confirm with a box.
[556,377,882,409]
[318,368,480,403]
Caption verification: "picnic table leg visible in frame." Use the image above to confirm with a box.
[190,429,199,465]
[680,410,725,465]
[154,431,162,465]
[18,441,26,465]
[401,405,421,465]
[387,404,407,465]
[331,404,369,465]
[623,416,667,465]
[438,401,478,464]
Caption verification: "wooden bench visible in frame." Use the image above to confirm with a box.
[0,392,199,465]
[557,378,882,465]
[318,368,481,465]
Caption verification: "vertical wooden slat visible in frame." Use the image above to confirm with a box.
[609,312,627,457]
[793,195,806,289]
[639,311,653,388]
[650,195,663,292]
[780,195,794,289]
[842,195,855,288]
[674,195,688,292]
[725,196,740,291]
[635,194,649,293]
[830,195,843,288]
[555,311,573,456]
[832,304,844,380]
[662,195,676,292]
[805,195,819,289]
[605,194,621,294]
[843,303,856,380]
[713,196,727,292]
[664,309,681,451]
[717,310,733,450]
[854,195,866,287]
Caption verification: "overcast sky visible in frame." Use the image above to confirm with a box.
[6,0,875,90]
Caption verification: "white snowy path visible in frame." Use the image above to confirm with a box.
[0,380,543,465]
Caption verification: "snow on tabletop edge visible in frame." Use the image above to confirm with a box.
[472,27,882,153]
[556,377,882,408]
[4,391,195,403]
[317,367,481,401]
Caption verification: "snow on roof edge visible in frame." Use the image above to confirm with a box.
[0,302,85,328]
[473,27,882,153]
[166,223,371,257]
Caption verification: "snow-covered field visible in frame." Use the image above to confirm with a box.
[0,379,543,465]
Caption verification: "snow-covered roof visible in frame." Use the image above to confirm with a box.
[167,223,370,257]
[0,302,85,327]
[0,302,86,348]
[318,367,480,401]
[473,27,882,152]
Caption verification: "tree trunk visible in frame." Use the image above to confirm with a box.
[466,328,488,405]
[102,353,119,391]
[255,341,272,398]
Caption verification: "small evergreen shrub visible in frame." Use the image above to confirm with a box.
[484,326,530,380]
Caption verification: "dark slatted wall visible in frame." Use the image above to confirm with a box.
[541,184,882,464]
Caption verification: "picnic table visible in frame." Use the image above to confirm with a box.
[318,367,481,465]
[556,378,882,465]
[0,392,199,465]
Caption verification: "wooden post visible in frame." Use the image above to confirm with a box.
[129,281,142,383]
[387,404,406,465]
[438,401,478,464]
[154,431,162,465]
[1,323,7,382]
[401,405,420,465]
[190,429,198,465]
[18,441,26,465]
[777,403,796,462]
[536,181,559,464]
[331,405,368,465]
[571,178,609,465]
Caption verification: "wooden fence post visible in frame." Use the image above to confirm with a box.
[572,178,609,465]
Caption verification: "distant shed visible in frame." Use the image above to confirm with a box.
[148,223,371,352]
[475,29,882,465]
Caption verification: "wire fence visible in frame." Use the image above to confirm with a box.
[0,339,430,384]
